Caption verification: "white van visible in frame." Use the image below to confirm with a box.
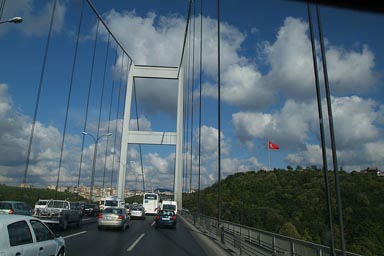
[161,200,177,214]
[99,196,125,211]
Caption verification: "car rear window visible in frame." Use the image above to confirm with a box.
[163,205,176,211]
[159,210,174,216]
[36,200,48,206]
[104,208,123,214]
[0,202,12,209]
[105,200,118,207]
[144,194,157,200]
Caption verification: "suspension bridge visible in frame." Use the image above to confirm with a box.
[1,0,383,255]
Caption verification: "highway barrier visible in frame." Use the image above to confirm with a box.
[181,210,362,256]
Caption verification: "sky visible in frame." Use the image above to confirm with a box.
[0,0,383,192]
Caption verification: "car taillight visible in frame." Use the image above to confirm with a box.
[98,213,103,219]
[9,208,15,214]
[155,215,160,220]
[117,215,124,220]
[172,215,177,221]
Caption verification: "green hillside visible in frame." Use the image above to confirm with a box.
[0,184,87,207]
[183,169,384,256]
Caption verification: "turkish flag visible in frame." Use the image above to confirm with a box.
[268,141,279,150]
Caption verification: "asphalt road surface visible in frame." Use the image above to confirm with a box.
[56,214,226,256]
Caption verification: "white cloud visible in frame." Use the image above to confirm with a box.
[147,153,169,174]
[285,144,324,168]
[232,99,315,148]
[262,17,379,101]
[103,10,185,66]
[330,96,381,148]
[197,125,231,159]
[326,44,378,93]
[129,115,152,131]
[263,17,315,100]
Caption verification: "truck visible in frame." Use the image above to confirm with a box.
[32,199,82,230]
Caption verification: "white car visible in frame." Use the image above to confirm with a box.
[130,206,146,220]
[0,215,66,256]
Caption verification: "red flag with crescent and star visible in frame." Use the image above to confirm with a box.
[268,141,279,150]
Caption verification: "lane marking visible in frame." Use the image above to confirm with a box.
[127,233,145,252]
[63,231,87,239]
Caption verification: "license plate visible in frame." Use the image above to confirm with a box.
[162,217,170,220]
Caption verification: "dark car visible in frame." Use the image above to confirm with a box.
[82,204,99,216]
[154,210,177,229]
[71,201,86,215]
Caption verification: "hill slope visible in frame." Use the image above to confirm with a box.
[183,169,384,255]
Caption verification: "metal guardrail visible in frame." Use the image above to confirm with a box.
[180,211,363,256]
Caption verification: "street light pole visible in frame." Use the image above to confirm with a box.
[0,16,23,24]
[134,173,142,203]
[82,131,112,203]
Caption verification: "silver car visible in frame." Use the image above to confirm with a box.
[130,206,146,220]
[98,207,130,231]
[0,215,66,256]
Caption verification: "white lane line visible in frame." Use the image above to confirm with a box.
[63,231,87,239]
[127,233,145,252]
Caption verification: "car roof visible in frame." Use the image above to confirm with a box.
[103,207,125,212]
[0,214,40,227]
[0,201,26,204]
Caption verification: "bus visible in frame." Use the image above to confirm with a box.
[142,192,160,215]
[99,196,125,211]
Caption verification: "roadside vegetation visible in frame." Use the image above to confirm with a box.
[183,168,384,256]
[0,185,86,207]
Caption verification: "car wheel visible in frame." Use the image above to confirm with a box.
[77,218,82,228]
[61,219,68,230]
[57,248,65,256]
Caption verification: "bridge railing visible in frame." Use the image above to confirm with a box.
[180,210,362,256]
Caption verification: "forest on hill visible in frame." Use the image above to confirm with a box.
[0,185,87,207]
[183,169,384,256]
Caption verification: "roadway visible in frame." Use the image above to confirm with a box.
[57,214,230,256]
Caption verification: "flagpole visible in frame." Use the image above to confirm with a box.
[268,141,270,170]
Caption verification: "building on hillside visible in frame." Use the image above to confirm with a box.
[362,167,381,176]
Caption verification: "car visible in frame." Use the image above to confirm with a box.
[82,203,100,216]
[130,205,145,220]
[98,207,130,231]
[0,201,32,216]
[0,214,66,256]
[124,204,132,215]
[154,210,177,229]
[71,201,86,216]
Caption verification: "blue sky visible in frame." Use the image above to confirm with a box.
[0,0,383,191]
